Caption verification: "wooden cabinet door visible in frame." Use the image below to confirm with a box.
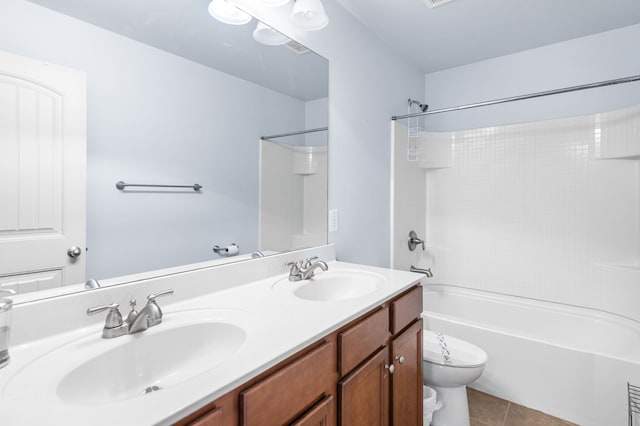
[189,407,223,426]
[390,319,423,426]
[240,340,335,426]
[291,395,335,426]
[339,347,390,426]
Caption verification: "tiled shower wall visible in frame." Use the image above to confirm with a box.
[415,104,640,321]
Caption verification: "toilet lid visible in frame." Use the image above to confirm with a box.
[423,330,487,368]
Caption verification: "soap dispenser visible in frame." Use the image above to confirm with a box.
[0,288,15,369]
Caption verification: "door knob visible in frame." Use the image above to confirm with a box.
[67,246,82,258]
[385,363,395,374]
[395,355,405,364]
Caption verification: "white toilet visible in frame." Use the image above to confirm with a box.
[423,330,488,426]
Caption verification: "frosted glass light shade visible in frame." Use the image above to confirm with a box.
[253,22,291,46]
[208,0,252,25]
[263,0,291,6]
[290,0,329,31]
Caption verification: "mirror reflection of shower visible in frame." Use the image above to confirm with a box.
[406,98,428,161]
[408,98,429,113]
[258,128,328,253]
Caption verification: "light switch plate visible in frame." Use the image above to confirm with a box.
[328,209,338,232]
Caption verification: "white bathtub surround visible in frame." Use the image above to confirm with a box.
[390,121,429,273]
[422,284,640,426]
[0,245,422,425]
[398,103,640,322]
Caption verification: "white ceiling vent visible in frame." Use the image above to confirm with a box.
[423,0,455,8]
[285,40,310,55]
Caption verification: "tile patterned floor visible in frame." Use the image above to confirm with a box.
[467,388,578,426]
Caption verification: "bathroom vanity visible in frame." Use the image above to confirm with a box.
[177,285,423,426]
[0,247,423,426]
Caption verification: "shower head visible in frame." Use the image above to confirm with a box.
[408,98,429,113]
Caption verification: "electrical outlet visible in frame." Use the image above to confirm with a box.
[329,209,338,232]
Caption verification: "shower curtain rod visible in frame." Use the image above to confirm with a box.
[261,127,328,140]
[391,74,640,121]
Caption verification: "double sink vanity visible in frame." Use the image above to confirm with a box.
[0,247,423,425]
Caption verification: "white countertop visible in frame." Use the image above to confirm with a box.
[0,260,421,425]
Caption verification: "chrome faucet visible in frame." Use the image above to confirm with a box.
[87,302,128,339]
[301,259,328,280]
[87,289,174,339]
[251,251,265,258]
[128,289,174,332]
[286,260,304,281]
[286,257,329,281]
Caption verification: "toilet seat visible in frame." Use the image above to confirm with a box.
[423,330,487,368]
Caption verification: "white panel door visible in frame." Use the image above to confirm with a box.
[0,50,86,293]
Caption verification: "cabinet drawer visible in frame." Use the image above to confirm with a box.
[240,340,335,426]
[338,307,389,376]
[390,286,422,334]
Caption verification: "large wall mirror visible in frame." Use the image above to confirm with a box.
[0,0,328,299]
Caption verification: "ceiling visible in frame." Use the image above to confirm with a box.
[26,0,328,101]
[334,0,640,73]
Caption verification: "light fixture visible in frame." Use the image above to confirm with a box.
[263,0,291,6]
[208,0,252,25]
[290,0,329,31]
[253,22,291,46]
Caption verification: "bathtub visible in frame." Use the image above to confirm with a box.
[422,284,640,426]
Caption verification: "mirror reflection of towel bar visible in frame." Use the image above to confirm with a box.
[115,181,202,191]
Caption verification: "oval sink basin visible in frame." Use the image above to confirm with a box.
[274,269,387,302]
[3,309,248,405]
[57,321,245,405]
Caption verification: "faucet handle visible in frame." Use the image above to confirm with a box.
[145,290,173,327]
[147,289,174,302]
[301,256,318,269]
[408,231,425,251]
[285,260,302,271]
[87,303,123,329]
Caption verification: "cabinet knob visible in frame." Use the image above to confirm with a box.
[385,364,395,374]
[395,355,405,364]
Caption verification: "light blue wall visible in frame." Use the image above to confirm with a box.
[0,0,308,279]
[424,24,640,131]
[235,0,426,267]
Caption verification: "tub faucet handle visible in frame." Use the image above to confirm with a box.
[408,231,425,251]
